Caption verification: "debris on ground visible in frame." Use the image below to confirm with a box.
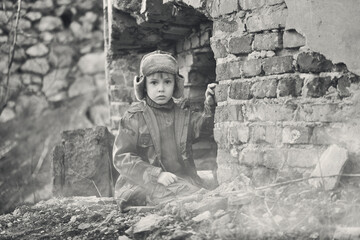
[0,180,360,239]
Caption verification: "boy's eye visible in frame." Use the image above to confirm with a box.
[165,80,173,84]
[150,81,157,85]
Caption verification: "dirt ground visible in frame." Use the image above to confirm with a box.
[1,177,359,240]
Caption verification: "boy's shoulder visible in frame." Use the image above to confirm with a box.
[127,101,145,114]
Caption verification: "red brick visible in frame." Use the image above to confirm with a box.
[249,124,281,144]
[242,58,262,77]
[227,104,244,121]
[229,123,249,144]
[243,102,297,122]
[246,4,287,33]
[253,32,282,51]
[217,148,238,165]
[216,62,231,81]
[263,149,286,169]
[216,163,241,184]
[302,76,331,98]
[296,103,353,122]
[296,52,333,73]
[282,126,312,144]
[214,105,229,123]
[310,124,348,145]
[214,83,228,102]
[210,39,227,59]
[229,81,253,100]
[286,148,324,168]
[228,35,253,54]
[228,60,242,79]
[214,125,229,149]
[277,76,303,97]
[110,87,134,102]
[213,19,238,33]
[210,0,239,18]
[337,75,351,97]
[239,148,263,166]
[251,79,278,98]
[262,56,294,75]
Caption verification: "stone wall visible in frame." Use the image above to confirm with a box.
[107,0,360,186]
[0,0,108,125]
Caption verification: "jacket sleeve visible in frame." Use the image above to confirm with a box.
[112,111,162,186]
[190,102,215,141]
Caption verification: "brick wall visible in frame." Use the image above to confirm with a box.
[106,0,360,186]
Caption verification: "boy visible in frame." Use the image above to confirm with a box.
[113,50,216,209]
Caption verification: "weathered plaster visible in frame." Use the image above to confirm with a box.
[285,0,360,75]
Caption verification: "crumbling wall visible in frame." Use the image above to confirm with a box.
[106,0,360,186]
[0,0,108,125]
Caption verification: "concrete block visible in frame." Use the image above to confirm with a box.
[262,56,294,75]
[302,76,332,98]
[253,32,282,51]
[309,144,348,190]
[251,79,278,98]
[283,30,306,48]
[228,35,253,54]
[229,81,253,100]
[296,52,334,73]
[242,58,262,77]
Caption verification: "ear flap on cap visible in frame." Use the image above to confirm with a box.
[134,75,145,101]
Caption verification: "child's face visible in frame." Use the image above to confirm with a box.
[146,72,175,105]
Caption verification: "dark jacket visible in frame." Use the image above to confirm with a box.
[113,100,214,199]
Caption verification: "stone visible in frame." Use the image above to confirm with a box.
[309,144,348,190]
[229,81,253,100]
[133,214,168,233]
[49,45,75,68]
[26,43,49,57]
[228,60,242,79]
[263,149,286,169]
[253,32,282,51]
[216,62,231,81]
[78,52,105,74]
[246,4,287,33]
[243,102,296,122]
[0,36,7,43]
[297,52,334,73]
[185,197,228,214]
[88,105,110,126]
[0,107,16,122]
[25,12,42,21]
[251,79,277,98]
[32,0,54,9]
[283,30,306,48]
[52,126,115,197]
[210,0,238,18]
[302,75,331,98]
[48,91,68,102]
[277,76,303,97]
[228,35,253,54]
[192,211,211,222]
[213,19,238,35]
[21,58,50,75]
[22,74,42,85]
[42,68,70,98]
[38,16,63,31]
[262,56,293,75]
[252,167,277,186]
[68,75,96,98]
[239,0,265,10]
[228,123,249,144]
[15,95,48,116]
[242,59,262,77]
[333,227,360,240]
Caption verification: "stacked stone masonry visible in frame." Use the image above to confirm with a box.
[106,0,360,186]
[0,0,107,123]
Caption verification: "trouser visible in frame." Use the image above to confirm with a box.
[115,175,202,210]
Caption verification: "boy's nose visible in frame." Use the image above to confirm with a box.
[158,83,164,91]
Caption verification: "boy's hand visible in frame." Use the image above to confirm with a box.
[205,83,217,106]
[157,172,178,186]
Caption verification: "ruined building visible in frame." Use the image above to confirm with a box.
[104,0,360,186]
